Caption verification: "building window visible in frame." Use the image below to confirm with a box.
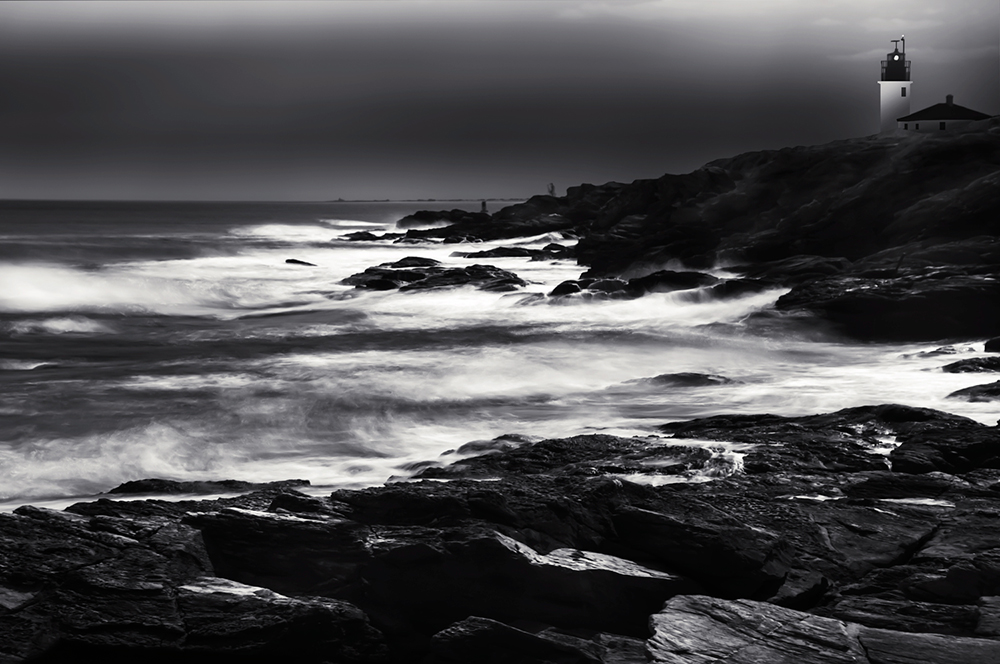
[915,123,919,130]
[901,88,906,97]
[939,122,946,130]
[904,123,908,130]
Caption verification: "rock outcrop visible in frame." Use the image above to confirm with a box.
[0,498,389,663]
[342,260,527,292]
[9,403,1000,661]
[393,121,1000,341]
[948,380,1000,402]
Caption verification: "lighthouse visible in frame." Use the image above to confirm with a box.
[878,36,911,133]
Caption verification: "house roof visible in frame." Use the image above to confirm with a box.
[898,101,991,122]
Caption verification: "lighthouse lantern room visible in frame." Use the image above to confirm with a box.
[879,36,912,133]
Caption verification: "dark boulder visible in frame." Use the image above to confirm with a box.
[342,264,527,293]
[380,256,441,268]
[341,231,381,241]
[587,279,629,294]
[285,258,317,266]
[538,243,575,259]
[947,380,1000,402]
[941,357,1000,373]
[109,478,310,495]
[638,373,735,388]
[342,267,430,288]
[397,265,528,292]
[361,278,401,291]
[889,418,1000,474]
[626,270,719,295]
[986,337,1000,352]
[451,433,537,456]
[775,270,1000,342]
[452,243,574,261]
[549,280,583,297]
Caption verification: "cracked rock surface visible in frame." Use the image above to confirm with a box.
[648,595,1000,664]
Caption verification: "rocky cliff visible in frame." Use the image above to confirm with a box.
[396,119,1000,342]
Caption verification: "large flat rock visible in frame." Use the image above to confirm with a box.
[648,595,1000,664]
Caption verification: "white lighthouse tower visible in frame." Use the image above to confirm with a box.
[879,36,912,133]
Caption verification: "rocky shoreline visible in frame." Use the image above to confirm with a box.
[5,123,1000,662]
[349,118,1000,343]
[4,399,1000,662]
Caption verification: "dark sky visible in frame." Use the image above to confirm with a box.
[1,1,997,201]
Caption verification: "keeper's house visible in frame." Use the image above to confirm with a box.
[897,94,991,133]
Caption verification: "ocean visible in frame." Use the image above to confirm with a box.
[1,200,996,509]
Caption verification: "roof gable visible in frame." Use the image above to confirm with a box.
[898,102,991,122]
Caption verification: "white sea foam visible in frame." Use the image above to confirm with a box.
[7,316,114,335]
[228,222,354,243]
[0,360,52,371]
[4,213,999,510]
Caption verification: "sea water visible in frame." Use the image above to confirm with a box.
[1,200,997,509]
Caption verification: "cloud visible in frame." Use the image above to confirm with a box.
[860,17,943,32]
[916,45,999,64]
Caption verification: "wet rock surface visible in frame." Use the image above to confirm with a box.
[544,270,732,301]
[108,478,311,495]
[0,497,389,663]
[451,243,575,261]
[942,357,1000,373]
[774,269,1000,342]
[8,403,1000,662]
[342,261,527,292]
[648,594,1000,664]
[948,380,1000,402]
[634,373,736,388]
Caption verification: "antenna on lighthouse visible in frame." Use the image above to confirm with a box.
[901,35,905,56]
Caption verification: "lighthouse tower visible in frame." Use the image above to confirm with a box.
[879,36,912,133]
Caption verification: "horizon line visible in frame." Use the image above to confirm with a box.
[0,197,529,205]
